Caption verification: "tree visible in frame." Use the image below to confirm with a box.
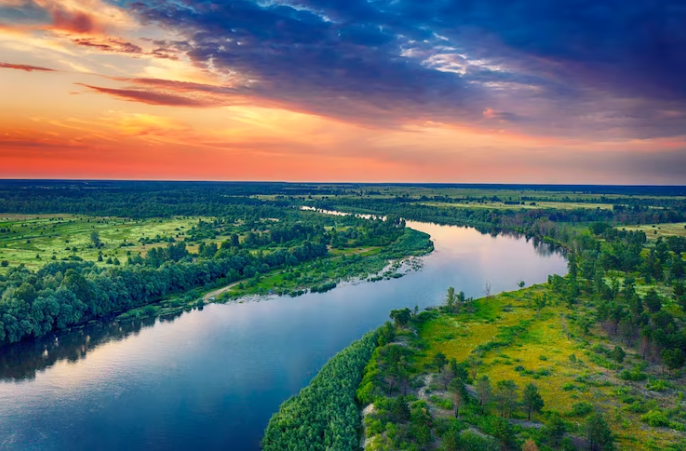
[522,383,544,420]
[450,358,469,382]
[390,308,412,327]
[495,380,519,418]
[533,294,547,317]
[446,286,457,310]
[644,288,662,313]
[475,375,492,414]
[449,377,468,418]
[485,282,492,298]
[440,363,456,389]
[518,281,526,289]
[433,352,448,372]
[610,346,626,363]
[391,395,411,422]
[662,348,685,371]
[543,412,566,447]
[585,412,615,451]
[490,417,516,450]
[384,364,400,395]
[90,231,101,248]
[467,355,481,381]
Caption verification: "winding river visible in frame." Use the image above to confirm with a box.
[0,220,567,451]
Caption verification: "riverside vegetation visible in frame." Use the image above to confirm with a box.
[1,181,686,450]
[261,189,686,450]
[0,200,432,345]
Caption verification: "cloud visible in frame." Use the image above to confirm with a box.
[72,37,142,53]
[76,83,218,107]
[51,8,99,33]
[0,0,131,34]
[0,61,55,71]
[123,0,686,139]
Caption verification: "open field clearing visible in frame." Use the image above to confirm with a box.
[0,215,202,273]
[622,222,686,240]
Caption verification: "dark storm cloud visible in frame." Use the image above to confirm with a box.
[121,0,685,136]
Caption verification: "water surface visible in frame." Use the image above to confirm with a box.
[0,221,567,451]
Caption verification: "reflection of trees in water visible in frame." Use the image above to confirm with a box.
[474,227,564,259]
[0,310,186,382]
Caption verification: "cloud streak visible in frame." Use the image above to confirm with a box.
[0,61,55,71]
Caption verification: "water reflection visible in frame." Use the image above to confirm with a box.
[0,314,186,381]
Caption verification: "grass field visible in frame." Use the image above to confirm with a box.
[411,286,686,450]
[622,222,686,240]
[0,215,205,273]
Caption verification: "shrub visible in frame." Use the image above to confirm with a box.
[569,402,594,417]
[641,410,670,428]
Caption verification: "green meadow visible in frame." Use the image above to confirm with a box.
[0,215,201,273]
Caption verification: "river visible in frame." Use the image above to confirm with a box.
[0,220,567,451]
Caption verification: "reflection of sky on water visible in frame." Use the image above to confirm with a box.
[0,222,567,451]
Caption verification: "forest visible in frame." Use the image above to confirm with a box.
[0,197,429,345]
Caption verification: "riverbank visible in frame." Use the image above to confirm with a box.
[112,227,432,323]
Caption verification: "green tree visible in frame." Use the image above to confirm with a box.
[662,348,685,371]
[644,289,662,313]
[495,380,519,418]
[446,286,456,309]
[467,355,481,381]
[449,377,468,418]
[475,375,492,414]
[489,417,516,450]
[533,294,547,317]
[90,231,101,248]
[391,395,411,422]
[390,308,412,327]
[543,412,566,446]
[522,383,544,420]
[610,346,626,363]
[585,412,615,451]
[433,352,448,372]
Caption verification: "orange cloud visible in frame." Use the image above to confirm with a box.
[0,61,55,72]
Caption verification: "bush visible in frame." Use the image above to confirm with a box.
[641,410,670,428]
[646,379,670,392]
[620,366,648,381]
[429,395,453,410]
[569,402,594,417]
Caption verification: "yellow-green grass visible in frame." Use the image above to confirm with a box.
[0,215,204,273]
[622,222,686,241]
[417,287,685,450]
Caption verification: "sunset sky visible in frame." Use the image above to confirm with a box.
[1,0,685,183]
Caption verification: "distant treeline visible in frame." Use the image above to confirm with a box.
[313,198,686,242]
[1,180,684,218]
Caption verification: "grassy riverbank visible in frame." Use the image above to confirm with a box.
[357,282,686,451]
